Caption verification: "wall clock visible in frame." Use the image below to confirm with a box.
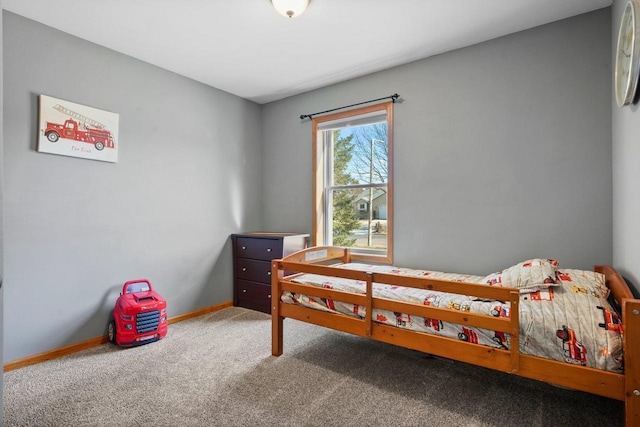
[616,0,640,107]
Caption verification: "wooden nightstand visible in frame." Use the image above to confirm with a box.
[231,232,309,314]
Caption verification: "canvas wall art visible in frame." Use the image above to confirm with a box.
[38,95,119,163]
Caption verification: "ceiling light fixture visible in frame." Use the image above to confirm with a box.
[271,0,310,18]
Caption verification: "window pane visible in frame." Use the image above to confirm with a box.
[331,130,357,186]
[329,187,388,251]
[335,123,388,185]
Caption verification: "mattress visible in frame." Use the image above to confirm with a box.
[282,262,624,372]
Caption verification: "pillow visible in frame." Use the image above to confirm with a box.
[483,259,559,293]
[555,268,609,298]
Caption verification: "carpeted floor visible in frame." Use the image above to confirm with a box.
[3,307,624,426]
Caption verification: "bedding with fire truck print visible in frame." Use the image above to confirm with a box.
[282,262,623,372]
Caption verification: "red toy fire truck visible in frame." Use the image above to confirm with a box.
[108,279,168,347]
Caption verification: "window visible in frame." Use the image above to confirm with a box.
[312,102,393,263]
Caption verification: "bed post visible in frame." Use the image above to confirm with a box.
[508,290,520,373]
[343,248,351,263]
[365,272,373,337]
[623,298,640,426]
[272,260,284,356]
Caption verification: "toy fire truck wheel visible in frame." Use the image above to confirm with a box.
[46,131,59,142]
[107,320,117,344]
[95,142,105,151]
[556,328,568,341]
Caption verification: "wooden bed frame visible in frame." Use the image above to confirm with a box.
[270,246,640,426]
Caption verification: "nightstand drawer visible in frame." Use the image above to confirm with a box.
[235,237,282,261]
[236,280,271,313]
[236,258,272,283]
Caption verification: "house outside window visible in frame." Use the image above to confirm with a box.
[312,101,393,263]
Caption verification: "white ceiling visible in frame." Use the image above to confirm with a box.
[2,0,613,104]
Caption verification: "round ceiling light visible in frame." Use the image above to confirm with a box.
[271,0,310,18]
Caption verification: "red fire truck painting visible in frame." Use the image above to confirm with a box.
[458,327,479,344]
[556,325,587,365]
[44,119,115,151]
[43,104,115,151]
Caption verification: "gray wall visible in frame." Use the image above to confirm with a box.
[263,9,613,275]
[3,12,264,361]
[612,0,640,296]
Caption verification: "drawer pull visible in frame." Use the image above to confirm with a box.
[242,246,247,250]
[242,289,247,293]
[267,271,271,276]
[268,294,271,299]
[266,248,272,252]
[242,267,247,272]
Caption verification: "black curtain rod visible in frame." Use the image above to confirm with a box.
[300,93,400,121]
